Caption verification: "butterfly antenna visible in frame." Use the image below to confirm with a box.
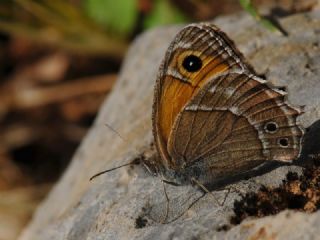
[90,160,139,181]
[89,123,143,181]
[105,123,125,141]
[91,121,155,181]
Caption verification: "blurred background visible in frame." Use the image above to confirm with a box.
[0,0,318,239]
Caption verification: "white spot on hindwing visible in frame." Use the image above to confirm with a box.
[229,106,240,115]
[185,105,214,111]
[185,104,199,111]
[224,87,235,97]
[209,85,217,93]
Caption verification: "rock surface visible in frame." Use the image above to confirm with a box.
[19,10,320,240]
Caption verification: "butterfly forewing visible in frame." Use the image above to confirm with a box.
[153,23,254,169]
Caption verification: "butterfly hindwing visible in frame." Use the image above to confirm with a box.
[168,72,303,180]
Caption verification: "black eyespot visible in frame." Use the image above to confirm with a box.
[278,138,289,147]
[264,122,278,133]
[182,55,202,72]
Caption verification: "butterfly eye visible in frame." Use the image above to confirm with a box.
[182,55,202,72]
[278,138,289,148]
[264,122,278,133]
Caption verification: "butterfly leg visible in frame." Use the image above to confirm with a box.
[224,185,250,200]
[160,179,170,224]
[191,177,230,206]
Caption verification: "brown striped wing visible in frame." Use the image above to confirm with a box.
[153,23,254,169]
[168,72,304,179]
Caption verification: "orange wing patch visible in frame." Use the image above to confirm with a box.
[158,50,231,144]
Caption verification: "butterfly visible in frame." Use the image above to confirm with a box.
[151,23,304,186]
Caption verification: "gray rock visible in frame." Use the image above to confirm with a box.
[19,10,320,240]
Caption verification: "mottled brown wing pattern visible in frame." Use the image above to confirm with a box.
[168,72,303,178]
[153,23,255,169]
[152,22,304,184]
